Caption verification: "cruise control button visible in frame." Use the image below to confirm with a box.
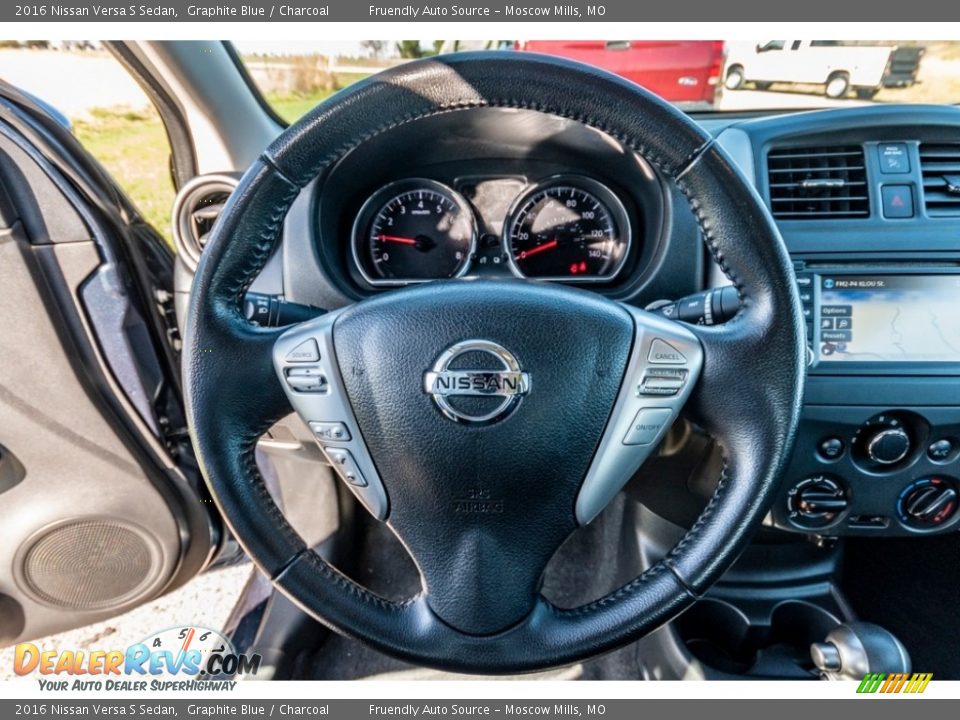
[285,366,327,393]
[647,338,686,365]
[286,338,320,362]
[309,422,351,442]
[324,447,368,487]
[638,368,688,396]
[623,408,672,446]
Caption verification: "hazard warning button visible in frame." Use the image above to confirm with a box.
[881,185,914,219]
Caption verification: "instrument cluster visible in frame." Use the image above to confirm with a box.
[350,175,634,287]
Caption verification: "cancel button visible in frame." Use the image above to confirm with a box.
[623,408,673,446]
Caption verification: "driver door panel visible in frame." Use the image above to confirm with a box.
[0,100,214,645]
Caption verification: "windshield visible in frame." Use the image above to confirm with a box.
[235,40,959,124]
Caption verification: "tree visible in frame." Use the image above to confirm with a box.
[361,40,387,59]
[396,41,423,59]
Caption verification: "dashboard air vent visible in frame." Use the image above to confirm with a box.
[172,174,239,270]
[767,145,869,220]
[919,144,960,217]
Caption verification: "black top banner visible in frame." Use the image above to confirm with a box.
[5,0,960,21]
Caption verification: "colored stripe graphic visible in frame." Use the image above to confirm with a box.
[857,672,932,693]
[857,673,886,693]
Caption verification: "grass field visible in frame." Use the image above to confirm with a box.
[264,73,368,121]
[72,86,362,248]
[73,106,177,246]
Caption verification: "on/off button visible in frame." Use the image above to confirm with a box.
[623,408,673,446]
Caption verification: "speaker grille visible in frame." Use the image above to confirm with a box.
[22,521,155,610]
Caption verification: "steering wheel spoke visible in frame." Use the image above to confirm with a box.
[273,310,389,520]
[575,306,704,525]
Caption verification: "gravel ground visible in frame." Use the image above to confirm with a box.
[0,564,253,681]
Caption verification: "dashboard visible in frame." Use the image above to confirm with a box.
[185,102,960,542]
[710,104,960,539]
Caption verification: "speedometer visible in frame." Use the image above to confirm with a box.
[504,177,631,282]
[352,179,477,286]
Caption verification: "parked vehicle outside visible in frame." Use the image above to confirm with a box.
[724,40,924,99]
[517,40,725,108]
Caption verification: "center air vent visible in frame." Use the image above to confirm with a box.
[919,144,960,217]
[172,174,239,270]
[767,145,869,219]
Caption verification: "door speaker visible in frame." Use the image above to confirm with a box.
[19,519,162,611]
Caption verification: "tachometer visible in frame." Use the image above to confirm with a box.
[504,177,631,282]
[352,179,477,285]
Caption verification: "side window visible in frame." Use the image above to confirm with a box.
[0,41,176,247]
[758,41,786,52]
[791,41,803,51]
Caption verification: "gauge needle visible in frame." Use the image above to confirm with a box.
[378,234,418,245]
[519,239,558,260]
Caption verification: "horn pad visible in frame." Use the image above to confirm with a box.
[332,280,634,634]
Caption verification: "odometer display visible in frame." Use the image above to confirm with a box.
[353,179,477,285]
[505,178,630,282]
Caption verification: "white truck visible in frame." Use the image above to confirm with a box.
[723,41,923,99]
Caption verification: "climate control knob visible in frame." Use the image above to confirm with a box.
[866,428,911,466]
[788,476,848,529]
[898,477,958,530]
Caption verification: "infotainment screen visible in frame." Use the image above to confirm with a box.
[817,275,960,363]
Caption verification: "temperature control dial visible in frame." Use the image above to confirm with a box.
[898,477,958,530]
[787,475,849,529]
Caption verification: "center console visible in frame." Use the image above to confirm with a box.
[708,107,960,541]
[774,263,960,537]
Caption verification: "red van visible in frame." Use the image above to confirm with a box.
[517,40,725,108]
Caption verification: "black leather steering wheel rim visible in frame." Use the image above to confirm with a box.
[183,52,805,674]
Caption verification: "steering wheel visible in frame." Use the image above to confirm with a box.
[183,52,805,674]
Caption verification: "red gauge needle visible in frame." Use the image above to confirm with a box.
[378,234,418,245]
[519,239,558,260]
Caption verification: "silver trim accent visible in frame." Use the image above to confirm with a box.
[801,178,846,189]
[171,173,239,271]
[273,309,389,520]
[350,178,478,287]
[866,428,911,466]
[424,339,530,425]
[575,306,704,525]
[502,175,632,284]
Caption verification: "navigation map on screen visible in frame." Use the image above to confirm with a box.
[818,275,960,363]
